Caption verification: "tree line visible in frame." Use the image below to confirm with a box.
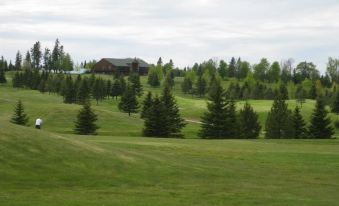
[199,79,335,139]
[145,57,338,107]
[0,39,74,73]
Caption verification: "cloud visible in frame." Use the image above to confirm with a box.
[0,0,338,71]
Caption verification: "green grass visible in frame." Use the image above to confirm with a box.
[1,74,339,205]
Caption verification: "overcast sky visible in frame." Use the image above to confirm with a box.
[0,0,338,71]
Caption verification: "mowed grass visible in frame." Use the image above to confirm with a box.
[1,74,339,205]
[1,121,339,205]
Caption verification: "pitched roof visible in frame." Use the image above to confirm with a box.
[103,58,149,68]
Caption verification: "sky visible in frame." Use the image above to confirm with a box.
[0,0,338,72]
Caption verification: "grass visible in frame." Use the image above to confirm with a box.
[1,74,339,205]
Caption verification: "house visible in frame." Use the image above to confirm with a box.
[93,58,150,75]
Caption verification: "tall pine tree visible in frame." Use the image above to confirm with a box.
[265,95,294,138]
[199,81,230,138]
[161,84,186,136]
[128,72,143,97]
[239,102,261,139]
[77,78,91,105]
[308,98,334,139]
[143,96,170,137]
[118,84,139,116]
[141,91,153,119]
[0,67,6,83]
[293,106,307,138]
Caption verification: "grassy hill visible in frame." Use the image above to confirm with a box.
[1,75,339,205]
[1,121,339,205]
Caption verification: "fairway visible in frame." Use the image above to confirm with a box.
[1,76,339,205]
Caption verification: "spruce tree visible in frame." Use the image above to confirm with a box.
[181,76,193,94]
[147,71,160,87]
[309,82,317,99]
[164,73,174,88]
[239,102,261,139]
[92,78,105,105]
[74,103,98,135]
[77,78,91,105]
[265,95,294,138]
[10,100,29,126]
[15,51,22,70]
[0,67,6,83]
[106,80,112,99]
[118,84,139,116]
[111,78,122,100]
[279,84,289,100]
[292,106,307,138]
[141,91,153,119]
[195,75,206,97]
[62,75,76,104]
[161,84,186,136]
[225,98,238,137]
[308,98,334,139]
[143,96,170,137]
[128,72,143,96]
[199,81,229,138]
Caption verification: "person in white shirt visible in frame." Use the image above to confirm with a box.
[35,118,42,129]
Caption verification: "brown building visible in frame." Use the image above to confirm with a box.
[93,58,150,75]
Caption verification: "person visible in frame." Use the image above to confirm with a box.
[35,118,42,129]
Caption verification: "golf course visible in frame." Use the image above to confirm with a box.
[1,74,339,205]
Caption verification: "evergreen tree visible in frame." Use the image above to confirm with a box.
[74,103,98,135]
[51,39,61,73]
[143,96,170,137]
[30,41,42,70]
[23,51,32,70]
[161,84,186,136]
[141,91,153,119]
[12,71,22,87]
[111,78,123,100]
[265,95,294,138]
[43,48,52,72]
[181,76,193,94]
[77,78,91,104]
[218,60,228,79]
[225,98,238,137]
[199,81,230,139]
[10,100,29,126]
[0,67,6,83]
[331,92,339,115]
[164,73,174,88]
[195,75,207,97]
[15,51,22,70]
[62,75,76,104]
[228,57,236,78]
[106,80,112,99]
[293,106,307,138]
[308,98,334,139]
[92,78,105,105]
[118,84,139,116]
[239,102,261,139]
[147,69,160,87]
[128,72,143,96]
[279,83,289,100]
[309,82,317,99]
